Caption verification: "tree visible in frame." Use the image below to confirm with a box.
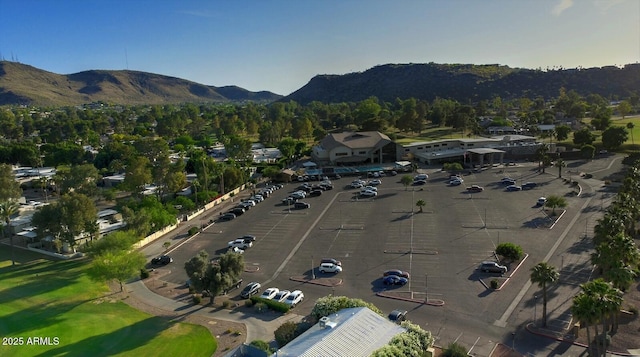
[310,295,383,321]
[31,192,97,249]
[274,321,304,348]
[554,125,571,141]
[371,321,434,356]
[581,145,596,160]
[573,128,596,146]
[0,164,22,201]
[572,293,598,357]
[554,158,566,179]
[86,230,138,256]
[530,262,559,327]
[495,242,523,262]
[544,195,567,215]
[601,126,628,150]
[400,175,413,191]
[535,144,549,173]
[122,156,152,196]
[87,250,146,291]
[54,163,100,197]
[416,199,426,213]
[441,342,468,357]
[443,162,463,172]
[618,101,632,119]
[184,250,244,304]
[626,122,635,145]
[0,201,20,266]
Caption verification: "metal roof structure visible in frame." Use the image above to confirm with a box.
[273,307,405,357]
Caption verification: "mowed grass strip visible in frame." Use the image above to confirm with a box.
[0,248,215,357]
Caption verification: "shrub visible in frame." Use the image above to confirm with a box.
[244,299,254,307]
[192,294,202,304]
[629,306,639,315]
[188,285,195,294]
[249,340,274,354]
[495,242,523,261]
[310,295,383,321]
[254,302,268,313]
[490,279,499,289]
[188,226,200,236]
[140,268,150,279]
[443,341,468,357]
[275,321,302,347]
[249,296,291,313]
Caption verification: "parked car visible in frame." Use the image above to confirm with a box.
[383,275,408,285]
[260,287,279,300]
[500,178,516,185]
[388,309,407,323]
[238,202,253,210]
[320,183,333,190]
[480,261,508,274]
[284,290,304,307]
[414,174,428,181]
[228,247,244,254]
[242,235,256,243]
[449,178,463,186]
[250,195,264,203]
[413,180,427,186]
[291,191,306,199]
[383,269,410,278]
[369,179,382,186]
[321,258,342,266]
[350,182,364,189]
[294,202,311,209]
[500,177,515,183]
[240,282,261,298]
[467,185,484,192]
[537,197,547,206]
[522,182,538,190]
[228,239,252,249]
[309,189,323,197]
[360,190,378,197]
[319,263,342,274]
[389,170,398,176]
[231,207,246,215]
[506,185,522,191]
[282,197,298,205]
[151,255,172,265]
[219,213,236,221]
[273,290,291,303]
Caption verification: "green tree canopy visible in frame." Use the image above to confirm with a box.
[87,250,147,291]
[573,128,596,146]
[495,242,523,262]
[601,126,628,150]
[0,163,22,201]
[32,192,97,247]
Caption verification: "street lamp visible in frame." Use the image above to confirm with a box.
[534,295,538,326]
[311,255,316,280]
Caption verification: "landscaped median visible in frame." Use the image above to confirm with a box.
[0,248,216,357]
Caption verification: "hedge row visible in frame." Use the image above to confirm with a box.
[249,296,290,313]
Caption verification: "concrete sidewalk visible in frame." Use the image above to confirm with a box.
[126,279,304,343]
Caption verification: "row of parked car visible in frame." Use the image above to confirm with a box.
[219,184,285,221]
[240,282,305,307]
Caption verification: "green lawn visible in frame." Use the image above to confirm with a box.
[0,248,216,357]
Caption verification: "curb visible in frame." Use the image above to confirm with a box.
[375,292,445,306]
[289,276,343,287]
[495,253,529,291]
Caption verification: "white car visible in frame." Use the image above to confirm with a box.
[228,247,244,254]
[369,179,382,186]
[360,190,378,197]
[250,195,264,203]
[228,239,252,249]
[260,287,279,300]
[537,197,547,206]
[273,289,291,303]
[284,290,304,307]
[244,200,256,206]
[364,185,378,191]
[291,191,306,199]
[449,178,463,185]
[319,262,343,273]
[350,182,364,189]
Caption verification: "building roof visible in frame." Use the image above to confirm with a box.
[320,131,391,151]
[273,307,405,357]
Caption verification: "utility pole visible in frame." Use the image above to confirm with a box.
[424,274,428,303]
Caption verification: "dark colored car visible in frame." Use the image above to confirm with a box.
[282,197,298,205]
[383,269,411,279]
[219,212,236,221]
[506,185,522,191]
[309,189,323,197]
[151,255,172,265]
[413,180,427,186]
[388,309,407,323]
[467,185,484,192]
[383,275,408,286]
[522,182,538,189]
[242,235,256,243]
[294,202,310,209]
[320,183,334,190]
[231,207,245,216]
[240,282,261,298]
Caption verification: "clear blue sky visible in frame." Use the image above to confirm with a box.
[1,0,639,95]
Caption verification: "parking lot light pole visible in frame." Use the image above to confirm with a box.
[311,255,315,280]
[534,295,538,326]
[425,274,428,303]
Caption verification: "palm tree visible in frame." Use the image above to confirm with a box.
[0,201,20,266]
[535,144,549,173]
[572,293,598,357]
[530,262,559,327]
[416,199,426,213]
[626,122,635,146]
[544,195,567,215]
[581,279,623,353]
[554,158,566,179]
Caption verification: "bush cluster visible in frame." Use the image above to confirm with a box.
[249,296,290,313]
[188,226,200,236]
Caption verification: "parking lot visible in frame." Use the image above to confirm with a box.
[159,164,583,353]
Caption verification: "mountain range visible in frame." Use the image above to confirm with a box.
[0,61,282,106]
[2,60,640,107]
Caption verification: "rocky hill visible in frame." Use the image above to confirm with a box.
[0,61,282,106]
[284,62,640,104]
